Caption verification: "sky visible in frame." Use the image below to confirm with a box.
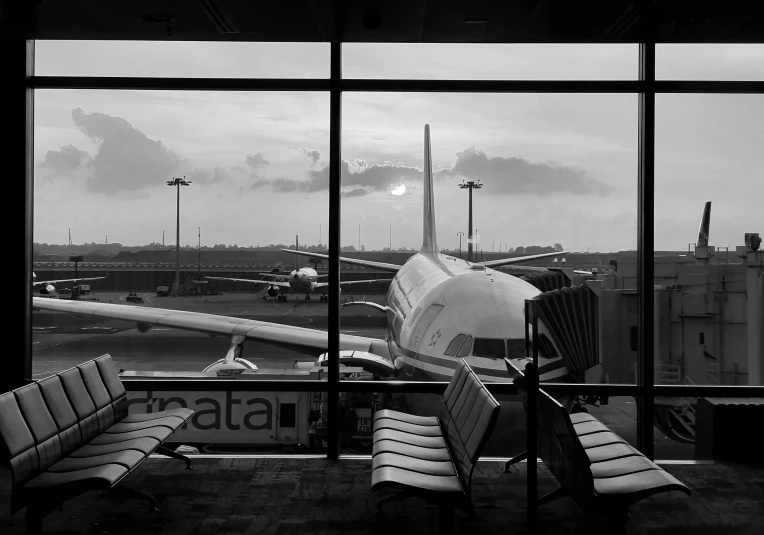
[33,42,764,253]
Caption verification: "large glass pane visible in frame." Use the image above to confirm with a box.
[35,40,330,78]
[656,44,764,81]
[33,89,330,387]
[338,91,638,393]
[344,43,638,80]
[655,94,763,387]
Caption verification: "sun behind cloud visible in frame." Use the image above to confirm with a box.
[391,184,407,196]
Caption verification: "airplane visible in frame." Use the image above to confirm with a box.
[33,272,107,299]
[205,236,389,302]
[31,124,569,383]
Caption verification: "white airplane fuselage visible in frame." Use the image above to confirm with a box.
[381,251,567,383]
[286,267,319,295]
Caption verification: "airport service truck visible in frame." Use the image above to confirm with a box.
[156,285,170,297]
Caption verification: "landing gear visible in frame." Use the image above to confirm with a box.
[320,295,328,302]
[304,294,311,300]
[277,295,287,302]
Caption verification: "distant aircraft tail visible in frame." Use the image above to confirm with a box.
[295,235,300,269]
[697,201,711,247]
[421,124,439,255]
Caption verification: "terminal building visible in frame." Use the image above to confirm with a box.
[4,2,764,535]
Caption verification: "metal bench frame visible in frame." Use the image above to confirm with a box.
[514,362,691,533]
[370,359,501,534]
[0,354,194,533]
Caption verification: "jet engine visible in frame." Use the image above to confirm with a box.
[267,285,278,297]
[40,284,56,295]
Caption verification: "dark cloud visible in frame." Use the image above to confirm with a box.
[438,147,613,196]
[71,107,182,193]
[41,145,91,171]
[251,178,270,189]
[245,153,270,169]
[342,188,369,198]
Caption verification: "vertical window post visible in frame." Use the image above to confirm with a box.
[637,40,656,459]
[327,38,342,460]
[4,5,35,394]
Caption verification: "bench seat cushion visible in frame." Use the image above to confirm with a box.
[372,428,449,450]
[572,419,613,436]
[24,464,128,491]
[88,426,173,445]
[372,465,462,494]
[106,416,186,433]
[579,431,628,449]
[373,418,443,437]
[121,408,194,423]
[48,450,146,473]
[374,452,456,477]
[373,410,439,427]
[586,442,645,464]
[593,466,690,500]
[570,412,598,425]
[70,437,161,457]
[373,438,451,462]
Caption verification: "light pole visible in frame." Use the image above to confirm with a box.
[458,180,482,262]
[457,231,465,259]
[166,176,192,296]
[197,226,201,279]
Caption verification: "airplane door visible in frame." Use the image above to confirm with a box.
[403,303,445,377]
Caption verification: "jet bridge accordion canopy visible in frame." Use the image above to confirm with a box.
[520,270,570,293]
[536,285,599,382]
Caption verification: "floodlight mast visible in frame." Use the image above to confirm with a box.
[166,176,192,296]
[459,180,482,262]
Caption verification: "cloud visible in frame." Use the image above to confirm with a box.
[438,147,613,196]
[41,145,91,171]
[245,153,270,169]
[71,107,183,193]
[251,177,270,189]
[289,147,322,167]
[342,188,369,198]
[185,166,228,184]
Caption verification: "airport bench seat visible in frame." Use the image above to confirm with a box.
[0,354,194,533]
[514,362,691,534]
[371,359,501,534]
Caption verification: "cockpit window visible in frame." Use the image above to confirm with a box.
[456,335,473,357]
[473,338,506,359]
[444,334,466,356]
[506,339,526,358]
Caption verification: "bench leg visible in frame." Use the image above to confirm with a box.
[111,484,157,512]
[537,486,565,506]
[156,445,192,469]
[438,504,455,535]
[374,490,413,517]
[503,451,528,472]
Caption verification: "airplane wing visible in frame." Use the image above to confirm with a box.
[479,250,569,269]
[281,249,401,273]
[33,275,107,286]
[314,279,392,289]
[205,276,292,288]
[31,296,391,359]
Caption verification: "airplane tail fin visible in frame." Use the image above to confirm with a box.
[697,201,711,247]
[421,124,439,255]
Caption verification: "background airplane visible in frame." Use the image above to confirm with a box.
[206,236,388,302]
[33,272,107,299]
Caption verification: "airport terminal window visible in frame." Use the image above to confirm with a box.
[456,336,473,358]
[473,338,506,359]
[34,40,330,78]
[444,334,467,356]
[280,403,296,428]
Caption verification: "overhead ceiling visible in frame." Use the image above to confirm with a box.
[7,0,764,43]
